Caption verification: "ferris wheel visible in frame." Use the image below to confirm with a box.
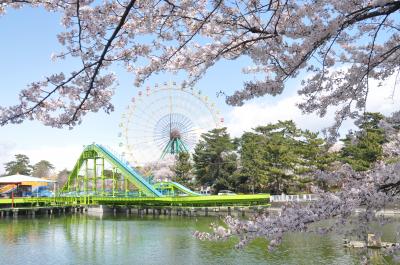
[118,82,224,165]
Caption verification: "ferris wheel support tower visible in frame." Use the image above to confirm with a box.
[119,82,224,165]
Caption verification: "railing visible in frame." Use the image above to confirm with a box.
[270,194,318,202]
[102,144,129,166]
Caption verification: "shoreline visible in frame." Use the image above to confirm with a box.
[0,204,269,218]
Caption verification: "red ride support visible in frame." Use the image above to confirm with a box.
[11,186,14,208]
[11,184,18,208]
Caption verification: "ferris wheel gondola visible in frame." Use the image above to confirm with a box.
[119,82,223,165]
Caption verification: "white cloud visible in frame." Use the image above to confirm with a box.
[23,145,82,171]
[225,95,334,137]
[0,75,398,175]
[365,74,400,115]
[225,74,400,137]
[0,142,16,174]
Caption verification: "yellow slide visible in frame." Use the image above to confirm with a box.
[0,184,16,194]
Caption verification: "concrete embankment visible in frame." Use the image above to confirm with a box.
[3,203,398,218]
[87,205,269,217]
[0,205,269,218]
[0,206,72,218]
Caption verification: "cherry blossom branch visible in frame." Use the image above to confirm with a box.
[0,0,399,132]
[0,65,94,126]
[71,0,136,122]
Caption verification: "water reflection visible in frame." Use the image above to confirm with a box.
[0,214,397,265]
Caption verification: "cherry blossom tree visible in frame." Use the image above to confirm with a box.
[143,155,175,182]
[1,0,400,257]
[195,111,400,257]
[0,0,399,132]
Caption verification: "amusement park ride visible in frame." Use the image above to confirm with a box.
[61,82,225,198]
[53,143,268,206]
[118,82,223,164]
[0,83,269,207]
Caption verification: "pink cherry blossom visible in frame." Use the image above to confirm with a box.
[0,0,398,130]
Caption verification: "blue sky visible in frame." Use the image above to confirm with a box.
[0,7,399,174]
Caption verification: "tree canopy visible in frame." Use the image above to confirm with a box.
[0,1,398,134]
[190,120,339,194]
[4,154,32,175]
[32,160,55,178]
[57,168,71,187]
[1,0,400,258]
[196,111,400,256]
[239,120,332,194]
[193,128,237,192]
[172,152,193,187]
[340,112,386,171]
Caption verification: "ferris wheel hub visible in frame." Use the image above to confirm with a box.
[170,129,181,139]
[119,82,223,165]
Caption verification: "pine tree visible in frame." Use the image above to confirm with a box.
[173,152,193,187]
[237,132,266,193]
[239,121,332,194]
[340,113,386,171]
[32,160,55,178]
[4,154,32,175]
[193,128,237,192]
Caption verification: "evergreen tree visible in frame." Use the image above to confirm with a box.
[239,121,332,194]
[255,121,302,194]
[340,112,386,171]
[57,169,71,187]
[32,160,55,178]
[213,152,238,192]
[237,132,266,193]
[193,128,237,192]
[4,154,32,175]
[173,152,193,187]
[296,130,337,191]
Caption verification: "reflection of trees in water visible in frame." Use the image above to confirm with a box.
[61,215,398,264]
[277,232,352,265]
[0,215,397,264]
[61,215,216,264]
[195,218,398,264]
[0,218,44,245]
[61,214,137,264]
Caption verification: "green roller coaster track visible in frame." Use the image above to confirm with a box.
[61,144,162,197]
[0,194,270,207]
[0,144,269,207]
[153,182,201,196]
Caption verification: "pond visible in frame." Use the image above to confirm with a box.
[0,214,397,264]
